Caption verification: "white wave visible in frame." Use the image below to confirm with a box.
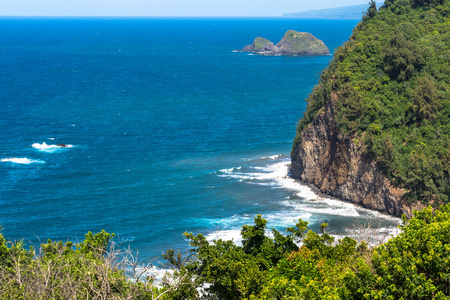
[244,154,287,162]
[266,212,313,227]
[282,199,361,217]
[320,198,401,221]
[216,155,402,221]
[132,265,172,282]
[218,158,317,201]
[201,211,313,246]
[261,154,283,160]
[205,229,243,245]
[200,214,253,228]
[281,197,403,221]
[339,224,401,247]
[215,153,400,242]
[32,142,74,153]
[218,166,241,174]
[1,157,45,164]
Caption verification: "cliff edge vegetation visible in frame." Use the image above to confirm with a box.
[292,0,450,214]
[3,205,450,299]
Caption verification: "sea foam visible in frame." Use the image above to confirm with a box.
[205,229,243,244]
[1,157,45,164]
[217,154,401,221]
[32,142,73,153]
[218,157,317,200]
[201,210,313,245]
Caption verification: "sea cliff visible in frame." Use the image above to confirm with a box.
[290,93,415,217]
[290,0,449,217]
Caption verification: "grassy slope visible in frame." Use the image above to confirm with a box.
[254,37,271,50]
[281,30,328,54]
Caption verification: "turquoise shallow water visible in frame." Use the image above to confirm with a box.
[0,18,399,260]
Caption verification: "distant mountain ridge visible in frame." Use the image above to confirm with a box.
[283,4,370,19]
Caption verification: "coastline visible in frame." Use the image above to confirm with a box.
[287,169,401,222]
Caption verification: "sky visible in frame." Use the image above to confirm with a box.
[1,0,371,17]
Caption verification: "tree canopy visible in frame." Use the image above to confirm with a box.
[294,0,450,205]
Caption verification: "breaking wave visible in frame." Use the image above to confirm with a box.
[216,154,400,220]
[1,157,45,164]
[32,142,74,153]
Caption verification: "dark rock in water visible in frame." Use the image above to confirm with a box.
[238,30,329,56]
[57,144,67,148]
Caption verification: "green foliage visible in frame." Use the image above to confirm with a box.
[166,207,450,299]
[165,215,363,299]
[363,0,378,21]
[412,75,441,121]
[3,204,450,299]
[0,230,173,299]
[165,207,450,298]
[382,33,424,81]
[253,37,271,50]
[293,0,450,205]
[343,205,450,299]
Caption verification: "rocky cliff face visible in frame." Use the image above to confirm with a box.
[290,95,417,218]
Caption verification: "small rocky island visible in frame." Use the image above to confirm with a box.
[239,30,330,56]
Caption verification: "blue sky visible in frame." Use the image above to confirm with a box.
[1,0,371,17]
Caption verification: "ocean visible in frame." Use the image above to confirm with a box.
[0,17,399,262]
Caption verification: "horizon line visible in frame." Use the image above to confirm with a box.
[0,15,363,20]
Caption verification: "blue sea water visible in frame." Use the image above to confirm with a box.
[0,18,399,261]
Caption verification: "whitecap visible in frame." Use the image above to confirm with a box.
[218,166,242,174]
[215,153,400,241]
[32,142,74,153]
[199,214,253,228]
[132,265,172,282]
[340,223,401,247]
[200,211,313,246]
[216,155,399,219]
[1,157,45,164]
[261,154,283,160]
[218,158,317,200]
[282,199,361,217]
[205,229,243,245]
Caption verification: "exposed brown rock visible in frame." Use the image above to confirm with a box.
[290,96,413,218]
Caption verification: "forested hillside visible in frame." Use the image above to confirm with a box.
[295,0,450,205]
